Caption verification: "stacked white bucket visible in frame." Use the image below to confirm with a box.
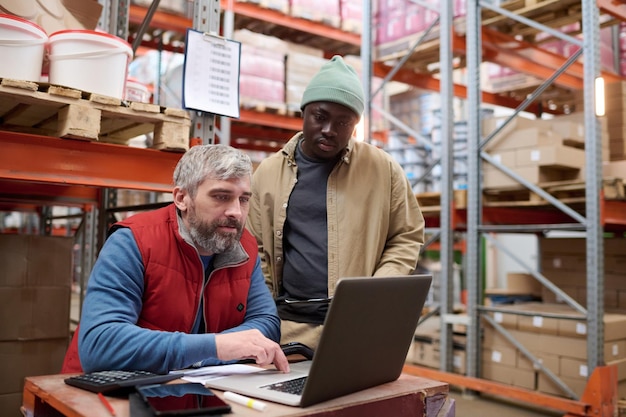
[0,14,133,100]
[0,15,47,82]
[47,29,133,99]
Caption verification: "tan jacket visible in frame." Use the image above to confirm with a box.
[247,132,425,299]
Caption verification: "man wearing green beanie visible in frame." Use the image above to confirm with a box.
[247,55,425,349]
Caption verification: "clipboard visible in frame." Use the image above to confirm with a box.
[182,29,241,118]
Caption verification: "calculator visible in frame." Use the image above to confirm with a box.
[64,370,182,394]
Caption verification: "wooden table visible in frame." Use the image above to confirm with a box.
[21,373,453,417]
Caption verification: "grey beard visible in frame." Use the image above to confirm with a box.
[189,219,242,254]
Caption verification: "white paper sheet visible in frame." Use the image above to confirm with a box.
[183,29,241,118]
[172,364,264,384]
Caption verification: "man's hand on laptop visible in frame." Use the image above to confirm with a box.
[216,329,290,372]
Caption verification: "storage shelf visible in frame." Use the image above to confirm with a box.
[0,131,181,193]
[129,2,360,55]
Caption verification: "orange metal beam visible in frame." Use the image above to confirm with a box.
[597,0,626,21]
[574,364,618,417]
[372,62,546,114]
[0,132,182,192]
[601,200,626,230]
[221,1,361,46]
[403,364,590,416]
[129,4,192,33]
[0,180,100,206]
[478,27,624,87]
[237,109,303,131]
[129,3,360,48]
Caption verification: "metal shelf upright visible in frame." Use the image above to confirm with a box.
[363,0,457,373]
[464,0,606,382]
[414,0,617,414]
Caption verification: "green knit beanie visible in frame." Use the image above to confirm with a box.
[300,55,365,117]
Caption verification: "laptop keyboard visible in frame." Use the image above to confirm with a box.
[261,376,308,395]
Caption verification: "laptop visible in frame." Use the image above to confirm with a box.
[206,274,432,407]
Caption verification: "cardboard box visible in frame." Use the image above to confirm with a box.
[0,0,102,34]
[548,113,585,142]
[603,160,626,178]
[0,235,73,287]
[0,338,68,395]
[507,329,585,359]
[540,254,586,272]
[541,285,584,305]
[483,165,582,188]
[482,115,539,147]
[486,149,516,168]
[540,237,626,256]
[482,363,536,390]
[508,273,542,295]
[537,372,587,398]
[0,392,23,417]
[518,314,559,335]
[608,357,626,381]
[606,341,626,362]
[516,351,559,374]
[0,234,72,342]
[0,287,70,341]
[515,145,585,170]
[560,357,588,379]
[486,309,518,329]
[486,126,564,152]
[482,166,519,188]
[483,325,513,348]
[507,328,623,361]
[407,340,439,369]
[485,273,542,297]
[482,346,518,367]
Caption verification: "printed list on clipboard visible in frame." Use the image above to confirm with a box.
[182,29,241,118]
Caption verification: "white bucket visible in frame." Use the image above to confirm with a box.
[0,14,48,82]
[125,78,151,103]
[48,30,133,99]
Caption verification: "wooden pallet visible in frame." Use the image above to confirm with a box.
[0,78,191,152]
[240,100,287,116]
[290,7,341,28]
[481,0,585,40]
[482,178,626,207]
[416,189,468,214]
[377,0,589,70]
[236,0,289,14]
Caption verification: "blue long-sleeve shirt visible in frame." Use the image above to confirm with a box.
[78,228,280,373]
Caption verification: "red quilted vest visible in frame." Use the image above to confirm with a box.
[61,204,256,373]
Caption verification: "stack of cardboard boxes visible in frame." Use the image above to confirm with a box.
[540,237,626,312]
[406,314,467,376]
[0,235,73,417]
[605,81,626,162]
[482,302,626,397]
[407,242,626,400]
[481,112,605,189]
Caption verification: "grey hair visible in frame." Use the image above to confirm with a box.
[173,144,252,198]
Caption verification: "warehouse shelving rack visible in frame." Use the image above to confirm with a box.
[368,1,626,415]
[101,2,626,414]
[3,0,626,414]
